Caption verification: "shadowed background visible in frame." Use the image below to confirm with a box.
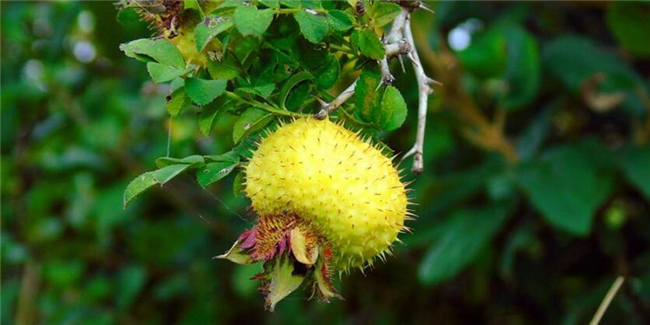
[2,1,650,324]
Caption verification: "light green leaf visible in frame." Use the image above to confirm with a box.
[205,151,241,164]
[358,28,384,60]
[371,1,401,28]
[147,62,188,83]
[166,86,191,117]
[377,86,407,131]
[260,0,280,9]
[294,11,329,43]
[207,55,240,80]
[234,6,274,37]
[151,164,193,184]
[155,155,205,169]
[124,172,157,208]
[265,255,306,311]
[184,0,204,17]
[120,38,185,69]
[233,108,273,143]
[354,67,382,122]
[327,10,353,31]
[419,204,512,285]
[185,78,228,106]
[195,17,234,52]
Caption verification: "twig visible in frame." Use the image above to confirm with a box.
[403,14,436,174]
[590,276,625,325]
[315,80,358,119]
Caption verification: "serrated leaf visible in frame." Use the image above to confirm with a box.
[185,78,227,106]
[377,86,407,131]
[358,28,385,60]
[294,11,329,43]
[418,205,512,285]
[516,144,614,235]
[147,62,188,83]
[197,161,239,187]
[619,146,650,199]
[371,1,400,28]
[233,108,274,143]
[195,17,234,52]
[155,155,205,168]
[166,86,191,117]
[207,55,240,80]
[234,6,274,37]
[327,10,353,31]
[354,67,382,122]
[120,39,185,69]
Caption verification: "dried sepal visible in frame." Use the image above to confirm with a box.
[290,226,319,266]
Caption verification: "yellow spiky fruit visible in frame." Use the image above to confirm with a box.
[245,118,408,271]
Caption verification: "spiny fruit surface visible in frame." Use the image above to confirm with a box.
[245,118,408,270]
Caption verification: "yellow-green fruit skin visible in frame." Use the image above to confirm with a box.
[245,118,407,270]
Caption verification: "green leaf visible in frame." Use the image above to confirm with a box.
[354,67,382,122]
[496,23,540,110]
[199,99,230,136]
[418,204,512,285]
[371,1,401,28]
[120,38,185,69]
[279,71,313,108]
[207,55,240,80]
[516,143,614,235]
[155,155,205,168]
[376,86,407,131]
[313,54,340,89]
[607,2,650,57]
[233,171,246,197]
[232,108,273,143]
[184,0,204,17]
[116,265,147,310]
[294,11,329,43]
[166,86,191,117]
[358,28,384,60]
[619,146,650,199]
[123,164,192,208]
[260,0,280,9]
[197,161,239,187]
[185,78,227,106]
[123,172,156,208]
[237,84,275,99]
[280,0,301,9]
[147,63,188,83]
[457,28,508,79]
[205,151,241,164]
[544,35,647,115]
[327,10,353,31]
[265,255,306,311]
[195,17,234,52]
[233,6,274,37]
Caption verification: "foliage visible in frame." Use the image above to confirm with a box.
[2,1,650,324]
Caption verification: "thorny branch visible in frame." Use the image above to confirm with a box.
[317,3,438,174]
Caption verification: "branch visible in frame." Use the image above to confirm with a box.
[403,14,437,174]
[315,79,357,119]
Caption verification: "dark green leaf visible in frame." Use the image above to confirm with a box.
[516,144,614,235]
[457,28,507,79]
[354,67,382,122]
[151,164,194,184]
[155,155,205,169]
[197,161,239,187]
[207,55,240,80]
[123,172,156,208]
[294,11,329,43]
[374,86,407,131]
[496,23,540,110]
[619,146,650,199]
[185,78,228,106]
[607,2,650,57]
[313,54,340,89]
[233,108,274,143]
[199,99,231,136]
[419,204,512,285]
[260,0,280,9]
[147,63,188,83]
[184,0,204,17]
[279,71,313,108]
[234,6,274,37]
[233,171,245,197]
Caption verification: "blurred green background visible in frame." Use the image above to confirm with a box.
[2,1,650,324]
